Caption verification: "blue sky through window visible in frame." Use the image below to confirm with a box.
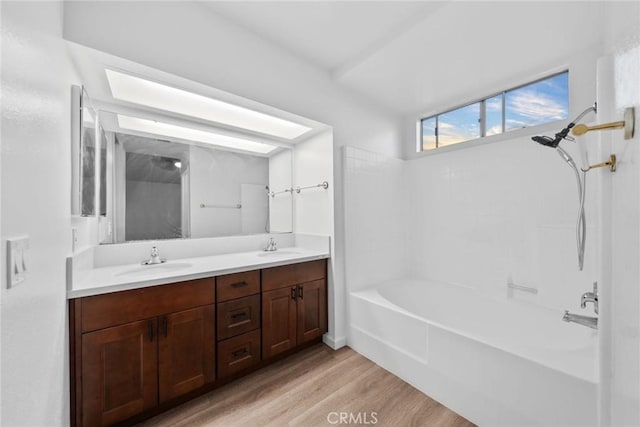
[438,103,480,147]
[505,72,568,130]
[420,72,568,151]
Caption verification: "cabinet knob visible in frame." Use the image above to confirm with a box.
[291,287,297,300]
[298,286,303,300]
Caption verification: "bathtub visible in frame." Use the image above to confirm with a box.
[349,279,598,426]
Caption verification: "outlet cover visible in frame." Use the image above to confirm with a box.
[7,236,29,288]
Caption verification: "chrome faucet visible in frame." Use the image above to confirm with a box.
[563,311,598,329]
[563,282,599,329]
[142,246,166,265]
[263,238,277,252]
[580,282,598,314]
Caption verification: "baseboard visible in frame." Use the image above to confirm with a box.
[323,333,347,349]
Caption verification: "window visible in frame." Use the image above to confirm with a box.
[419,71,568,151]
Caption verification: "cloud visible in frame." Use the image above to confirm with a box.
[486,97,502,112]
[437,121,455,130]
[486,125,502,136]
[437,120,478,146]
[507,90,567,121]
[505,118,531,130]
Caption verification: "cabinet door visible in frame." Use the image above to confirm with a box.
[296,280,327,345]
[262,287,297,359]
[158,305,215,402]
[82,319,158,426]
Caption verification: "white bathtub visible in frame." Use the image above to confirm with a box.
[349,279,598,426]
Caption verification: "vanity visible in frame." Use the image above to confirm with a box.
[68,248,328,426]
[67,64,333,425]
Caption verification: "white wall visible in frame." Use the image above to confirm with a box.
[63,1,403,347]
[343,146,406,293]
[189,146,268,238]
[292,130,337,344]
[599,2,640,424]
[1,1,81,424]
[293,130,333,236]
[268,149,293,233]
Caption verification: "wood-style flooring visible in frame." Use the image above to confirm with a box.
[139,344,475,427]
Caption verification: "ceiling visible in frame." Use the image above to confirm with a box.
[202,1,608,116]
[202,2,443,73]
[67,41,327,156]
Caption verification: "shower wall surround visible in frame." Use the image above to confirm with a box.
[405,137,601,312]
[343,147,406,293]
[344,137,600,313]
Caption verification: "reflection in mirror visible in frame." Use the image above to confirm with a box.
[102,128,292,243]
[71,86,107,217]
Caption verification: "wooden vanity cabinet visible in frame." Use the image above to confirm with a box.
[70,259,327,426]
[159,305,215,402]
[81,319,158,427]
[71,278,215,426]
[216,271,262,378]
[262,260,327,359]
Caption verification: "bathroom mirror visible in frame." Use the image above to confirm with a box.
[98,114,293,243]
[71,86,106,217]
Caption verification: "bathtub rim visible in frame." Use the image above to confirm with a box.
[349,278,599,385]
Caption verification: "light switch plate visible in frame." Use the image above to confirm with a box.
[7,236,29,288]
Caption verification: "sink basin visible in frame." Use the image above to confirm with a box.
[115,262,193,277]
[256,250,303,257]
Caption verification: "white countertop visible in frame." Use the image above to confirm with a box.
[68,247,329,299]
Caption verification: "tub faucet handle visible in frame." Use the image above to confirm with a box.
[580,282,598,314]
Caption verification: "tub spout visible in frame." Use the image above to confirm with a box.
[563,310,598,330]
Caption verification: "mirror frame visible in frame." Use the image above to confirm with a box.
[71,85,102,217]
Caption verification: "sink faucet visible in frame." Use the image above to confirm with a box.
[563,311,598,329]
[142,246,166,265]
[263,238,277,252]
[580,282,598,314]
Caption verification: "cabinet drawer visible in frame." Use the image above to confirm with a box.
[216,270,260,302]
[262,259,326,292]
[217,329,261,378]
[81,278,215,333]
[217,295,260,340]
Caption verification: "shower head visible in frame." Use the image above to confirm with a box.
[531,104,597,148]
[532,134,563,148]
[532,124,575,148]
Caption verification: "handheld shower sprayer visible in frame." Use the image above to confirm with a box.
[556,146,577,168]
[531,104,597,271]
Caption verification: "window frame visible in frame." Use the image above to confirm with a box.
[419,70,569,152]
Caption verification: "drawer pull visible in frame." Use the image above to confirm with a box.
[231,312,248,320]
[298,286,303,299]
[291,287,297,300]
[231,282,249,288]
[232,348,249,358]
